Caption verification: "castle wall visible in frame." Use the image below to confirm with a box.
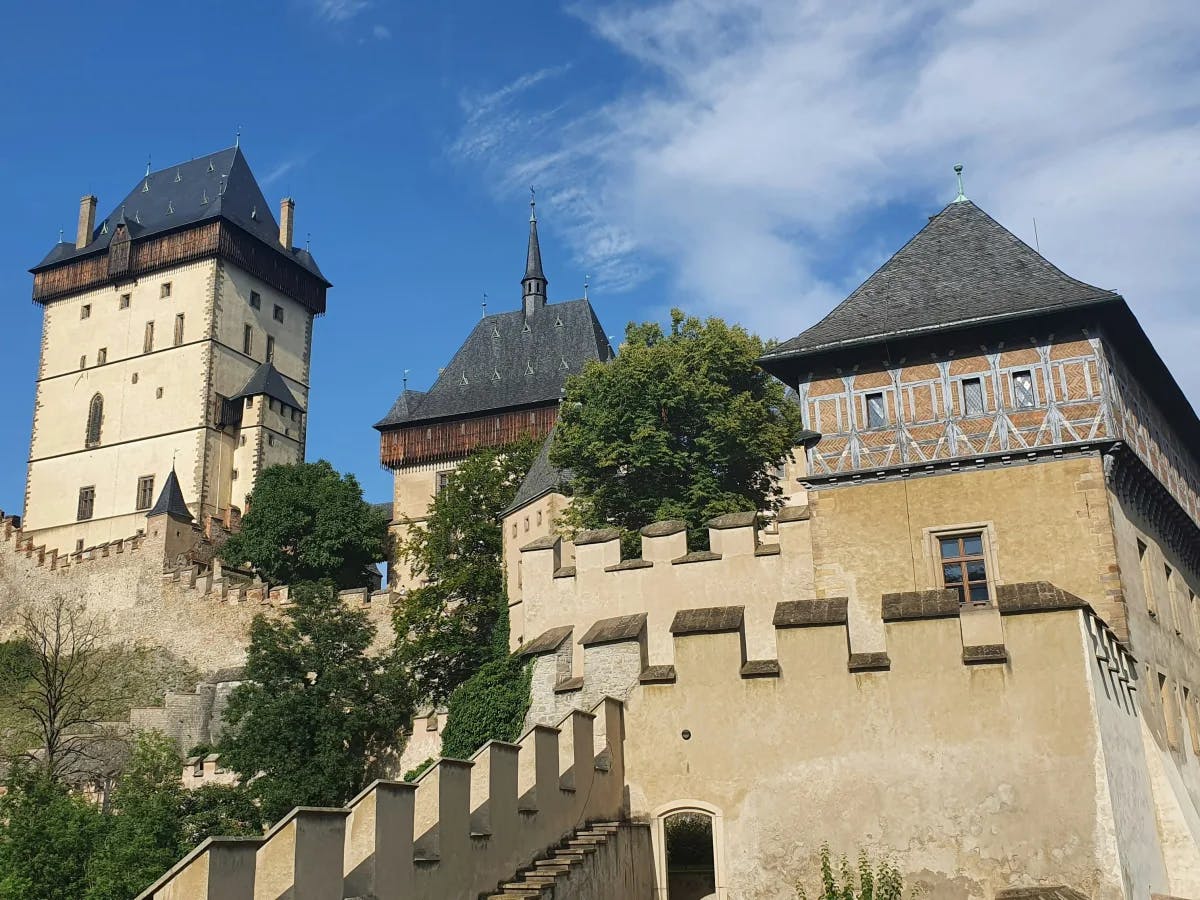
[387,458,461,588]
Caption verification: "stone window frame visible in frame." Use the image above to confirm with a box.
[119,292,131,309]
[174,313,185,347]
[160,281,172,299]
[651,800,728,900]
[1137,538,1159,618]
[77,486,96,522]
[1184,685,1200,757]
[135,475,156,511]
[1159,671,1182,752]
[922,522,1001,605]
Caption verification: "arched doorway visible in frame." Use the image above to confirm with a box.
[651,801,727,900]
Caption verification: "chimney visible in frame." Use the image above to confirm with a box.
[76,195,97,249]
[279,198,295,250]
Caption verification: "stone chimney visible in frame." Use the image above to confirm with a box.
[279,198,295,250]
[76,195,97,249]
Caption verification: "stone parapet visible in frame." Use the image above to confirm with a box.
[137,697,629,900]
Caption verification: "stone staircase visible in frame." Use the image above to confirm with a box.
[487,821,653,899]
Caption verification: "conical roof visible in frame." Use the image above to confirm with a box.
[524,214,546,283]
[231,361,303,410]
[761,200,1117,364]
[148,469,193,521]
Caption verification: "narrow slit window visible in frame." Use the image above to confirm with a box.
[143,321,155,353]
[939,533,990,605]
[1012,370,1036,409]
[85,393,104,447]
[174,313,185,346]
[865,392,887,429]
[273,304,284,323]
[266,335,275,363]
[97,348,107,365]
[962,378,984,416]
[243,324,253,356]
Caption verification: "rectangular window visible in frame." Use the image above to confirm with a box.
[1185,686,1200,756]
[962,378,984,416]
[136,475,155,511]
[174,313,185,346]
[1166,565,1184,636]
[119,293,131,309]
[436,471,452,494]
[243,324,253,356]
[273,304,284,323]
[77,486,95,522]
[97,348,107,365]
[160,282,172,299]
[75,539,84,553]
[80,355,86,369]
[1012,370,1036,409]
[939,533,990,605]
[1138,539,1158,617]
[266,335,275,363]
[267,434,274,447]
[143,321,155,353]
[80,304,91,320]
[1161,673,1181,751]
[250,290,261,310]
[865,392,886,429]
[239,435,246,447]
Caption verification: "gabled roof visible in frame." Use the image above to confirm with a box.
[375,298,612,429]
[760,200,1118,365]
[503,431,572,517]
[32,147,328,284]
[148,469,193,521]
[231,361,303,411]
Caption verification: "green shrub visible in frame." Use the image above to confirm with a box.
[796,845,910,900]
[402,757,434,782]
[439,654,532,760]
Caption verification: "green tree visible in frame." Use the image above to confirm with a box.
[439,653,533,760]
[85,732,186,900]
[551,309,805,549]
[220,461,388,589]
[395,438,539,703]
[0,763,103,900]
[219,583,413,823]
[179,784,264,848]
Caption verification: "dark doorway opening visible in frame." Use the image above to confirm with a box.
[665,811,716,900]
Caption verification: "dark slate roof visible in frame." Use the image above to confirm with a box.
[32,147,328,284]
[230,361,303,410]
[760,200,1117,364]
[148,469,193,520]
[375,298,613,429]
[503,432,572,516]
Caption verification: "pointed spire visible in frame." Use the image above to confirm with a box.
[148,467,193,521]
[953,164,967,203]
[522,187,547,314]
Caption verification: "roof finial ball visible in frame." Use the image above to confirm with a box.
[954,164,967,203]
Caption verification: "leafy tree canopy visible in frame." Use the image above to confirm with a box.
[0,763,103,900]
[551,309,805,549]
[221,461,388,589]
[439,653,533,760]
[395,437,539,703]
[219,582,413,823]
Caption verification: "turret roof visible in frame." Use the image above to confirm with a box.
[231,361,303,411]
[148,469,193,521]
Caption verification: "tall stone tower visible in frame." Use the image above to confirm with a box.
[24,147,329,553]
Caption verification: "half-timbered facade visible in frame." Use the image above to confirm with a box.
[23,147,328,553]
[376,198,612,587]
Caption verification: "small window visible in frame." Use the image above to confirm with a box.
[939,533,990,605]
[250,290,261,309]
[232,469,239,480]
[962,378,984,416]
[119,293,131,309]
[131,372,138,384]
[143,321,155,353]
[1161,673,1181,751]
[243,325,253,356]
[266,335,275,363]
[80,355,87,369]
[436,471,452,494]
[245,397,253,409]
[1012,370,1036,409]
[1138,539,1157,617]
[80,304,91,320]
[75,539,84,553]
[239,434,246,446]
[160,282,172,299]
[267,434,275,447]
[537,510,543,526]
[136,475,156,511]
[97,348,107,365]
[77,486,96,522]
[524,517,530,533]
[174,313,185,346]
[512,523,517,537]
[865,392,887,429]
[156,387,163,399]
[1185,686,1200,756]
[273,304,284,323]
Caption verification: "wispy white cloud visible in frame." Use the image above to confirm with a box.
[451,0,1200,400]
[372,23,391,39]
[307,0,370,23]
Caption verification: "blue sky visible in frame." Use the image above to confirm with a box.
[1,0,1198,511]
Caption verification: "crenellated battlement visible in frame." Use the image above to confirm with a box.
[137,697,629,900]
[520,583,1138,730]
[1,508,148,573]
